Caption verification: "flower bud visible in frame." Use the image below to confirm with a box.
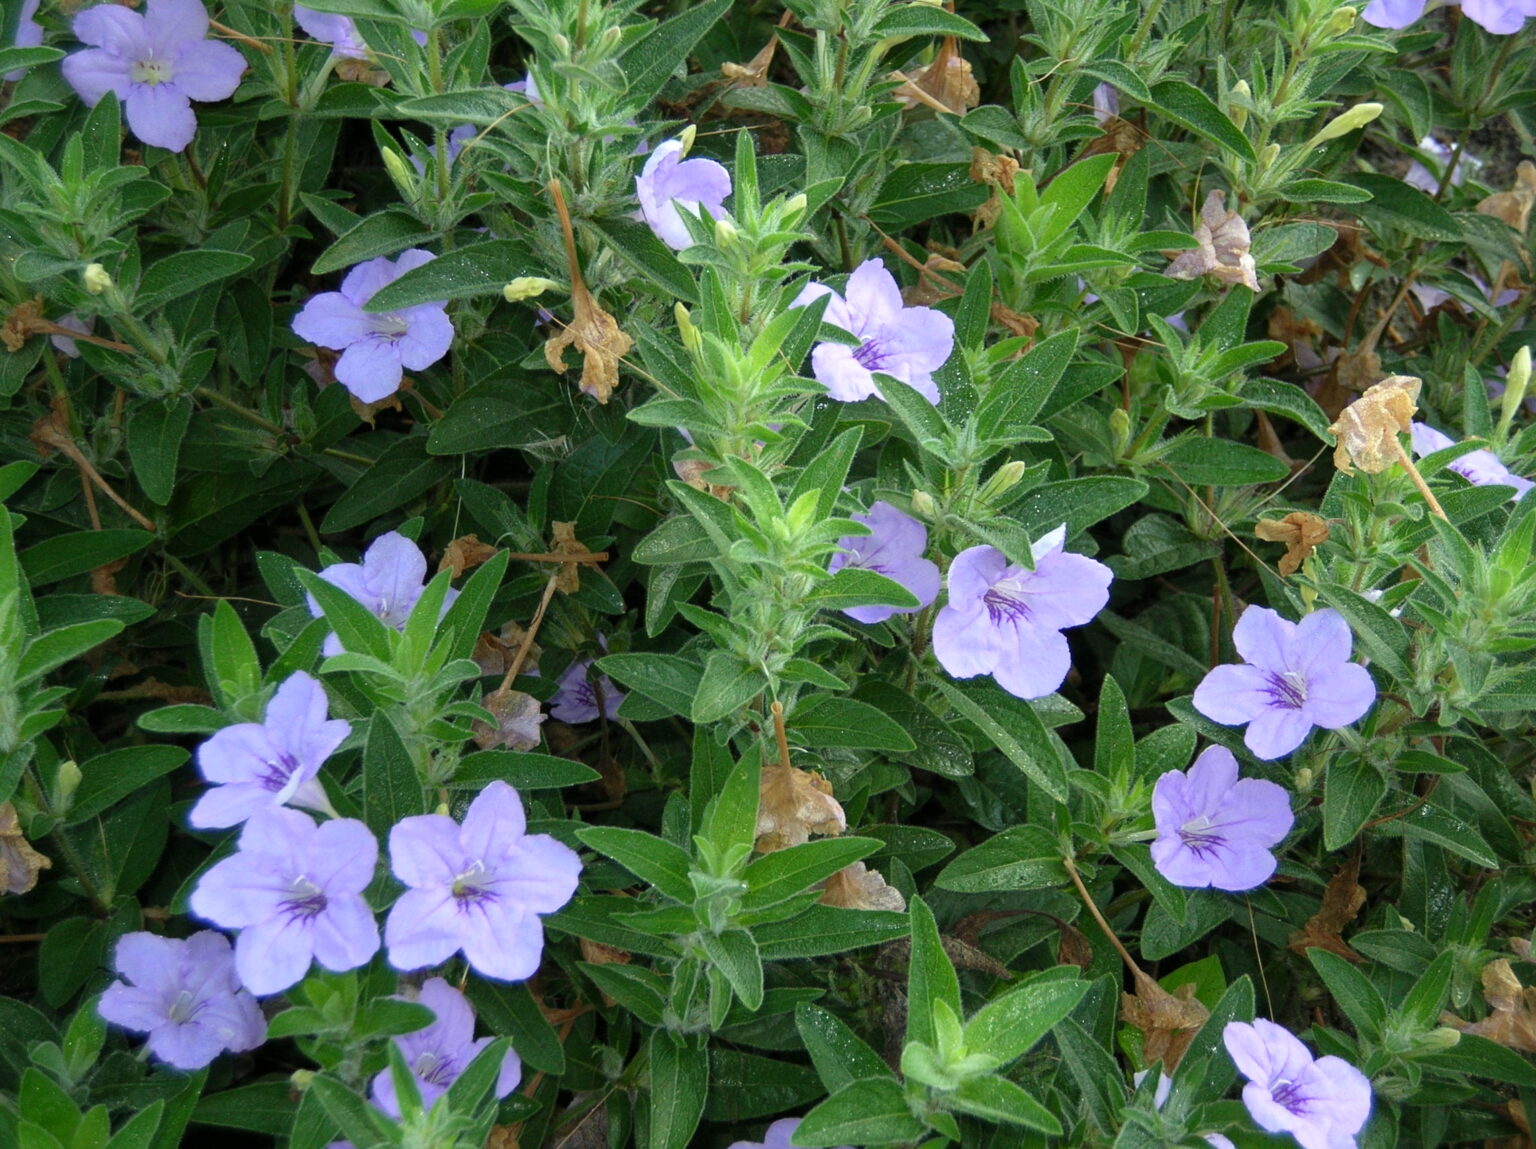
[675,302,702,355]
[910,490,937,518]
[1260,142,1281,169]
[596,26,622,52]
[503,276,562,303]
[54,760,81,810]
[1328,6,1359,34]
[678,124,697,157]
[1228,80,1251,130]
[1499,346,1531,435]
[380,147,418,199]
[714,218,738,247]
[82,264,112,295]
[1294,766,1314,792]
[979,459,1027,504]
[784,193,808,217]
[1308,102,1383,148]
[1417,1027,1462,1053]
[290,1069,317,1091]
[1109,407,1131,457]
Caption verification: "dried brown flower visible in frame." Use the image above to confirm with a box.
[0,802,50,896]
[472,688,546,752]
[821,861,905,912]
[1165,190,1259,292]
[756,763,846,852]
[1121,972,1209,1071]
[1256,512,1330,576]
[1442,959,1536,1054]
[439,534,498,578]
[1287,857,1366,962]
[1479,162,1536,236]
[891,38,979,117]
[1326,374,1420,475]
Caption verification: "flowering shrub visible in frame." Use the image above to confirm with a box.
[2,0,1536,1147]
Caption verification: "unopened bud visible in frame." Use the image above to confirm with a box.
[1294,766,1314,792]
[1229,80,1251,130]
[910,490,937,518]
[1418,1027,1462,1053]
[1499,346,1531,437]
[784,193,808,217]
[679,124,697,156]
[380,147,417,198]
[54,760,81,809]
[979,459,1027,504]
[1328,6,1359,34]
[714,218,738,246]
[675,302,702,355]
[82,264,112,295]
[1260,142,1282,168]
[434,801,451,817]
[290,1069,317,1091]
[1109,407,1131,457]
[597,26,622,52]
[551,33,570,54]
[1309,102,1383,148]
[503,276,561,303]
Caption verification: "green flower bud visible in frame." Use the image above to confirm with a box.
[83,264,113,295]
[1308,102,1384,148]
[503,276,562,302]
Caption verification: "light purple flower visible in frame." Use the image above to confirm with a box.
[293,5,369,60]
[1150,745,1294,892]
[307,531,459,656]
[190,808,380,996]
[1192,607,1376,761]
[635,136,731,250]
[189,672,348,830]
[369,977,522,1117]
[1363,0,1536,30]
[291,249,454,403]
[61,0,246,153]
[49,314,91,359]
[1361,0,1428,29]
[1410,422,1533,501]
[828,501,941,624]
[549,658,625,724]
[932,525,1113,700]
[384,780,581,981]
[6,0,43,83]
[1092,82,1119,124]
[728,1118,849,1149]
[792,259,954,405]
[97,931,266,1070]
[1224,1020,1372,1149]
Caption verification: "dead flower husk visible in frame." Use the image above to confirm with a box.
[0,802,51,896]
[1326,374,1421,475]
[1256,512,1330,576]
[756,763,846,852]
[544,281,633,405]
[820,861,906,912]
[1165,190,1259,292]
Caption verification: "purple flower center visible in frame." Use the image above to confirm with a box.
[131,59,173,87]
[1271,1077,1311,1114]
[166,989,207,1024]
[370,315,411,343]
[280,877,329,922]
[852,338,888,371]
[1265,670,1309,709]
[413,1050,459,1086]
[258,752,300,792]
[1178,815,1224,855]
[982,580,1032,626]
[452,861,496,909]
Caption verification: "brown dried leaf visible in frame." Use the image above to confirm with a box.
[348,388,404,427]
[544,281,633,405]
[335,57,393,87]
[550,521,592,594]
[891,38,979,116]
[990,303,1039,343]
[1165,190,1259,292]
[1326,374,1420,475]
[1288,858,1367,961]
[0,801,51,896]
[1478,162,1536,235]
[91,556,128,597]
[1442,960,1536,1054]
[439,534,498,578]
[1057,922,1093,971]
[755,763,846,852]
[473,621,543,678]
[969,148,1021,231]
[472,688,546,752]
[1256,512,1330,577]
[1121,972,1209,1071]
[721,34,778,87]
[821,861,906,912]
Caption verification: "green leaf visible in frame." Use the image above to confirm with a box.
[966,968,1087,1064]
[1422,1033,1536,1088]
[704,1049,823,1122]
[1307,949,1386,1038]
[462,980,565,1074]
[435,548,508,661]
[787,696,916,752]
[803,567,920,613]
[136,251,253,312]
[618,0,734,107]
[598,652,701,717]
[742,837,882,912]
[363,711,423,841]
[1279,178,1373,205]
[1314,584,1412,683]
[690,651,763,723]
[297,569,392,662]
[906,896,961,1049]
[795,1003,894,1093]
[935,825,1066,892]
[450,750,600,790]
[363,240,532,310]
[794,1078,926,1146]
[976,330,1078,437]
[934,679,1070,803]
[576,827,694,903]
[67,746,188,825]
[1397,951,1455,1031]
[17,620,124,686]
[1147,80,1258,163]
[1375,803,1498,868]
[1056,1017,1128,1135]
[38,918,107,1008]
[306,1076,391,1147]
[207,597,262,708]
[1323,755,1387,852]
[20,531,153,587]
[588,215,699,303]
[753,906,908,958]
[427,376,568,455]
[948,1074,1062,1133]
[125,399,191,506]
[870,4,988,39]
[320,438,453,533]
[311,209,435,276]
[191,1082,306,1135]
[1010,476,1148,538]
[868,163,990,230]
[1162,437,1289,486]
[646,1033,709,1149]
[700,929,764,1011]
[1342,173,1461,241]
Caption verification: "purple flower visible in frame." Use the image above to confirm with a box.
[932,525,1113,700]
[1224,1020,1372,1149]
[1192,606,1377,761]
[190,808,380,996]
[97,931,266,1070]
[549,658,625,724]
[307,531,459,656]
[369,978,522,1117]
[49,314,91,359]
[1411,422,1533,501]
[1150,745,1294,891]
[635,136,731,250]
[61,0,246,154]
[828,501,940,624]
[384,780,581,981]
[293,6,369,60]
[1363,0,1536,31]
[792,260,954,405]
[291,249,454,403]
[6,0,43,82]
[189,672,348,830]
[729,1118,849,1149]
[1361,0,1428,28]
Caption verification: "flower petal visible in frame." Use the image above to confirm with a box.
[459,898,547,981]
[310,895,380,974]
[1243,704,1314,760]
[235,914,315,995]
[145,1019,228,1069]
[384,887,463,971]
[1191,663,1273,725]
[292,292,373,351]
[72,4,150,54]
[61,48,132,105]
[388,813,465,888]
[170,39,246,101]
[146,0,212,49]
[310,817,379,895]
[98,984,170,1034]
[395,305,454,370]
[125,84,198,152]
[1301,662,1376,730]
[931,602,1003,679]
[990,624,1072,700]
[1291,609,1354,678]
[810,342,880,403]
[1231,606,1295,673]
[112,932,181,992]
[842,260,906,334]
[334,336,405,402]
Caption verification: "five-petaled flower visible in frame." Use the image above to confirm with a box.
[385,780,581,981]
[1224,1019,1372,1149]
[61,0,247,153]
[635,136,731,250]
[291,249,454,403]
[308,530,459,656]
[933,525,1113,700]
[1411,422,1533,502]
[97,931,266,1070]
[1363,0,1534,35]
[1151,745,1294,892]
[189,672,348,829]
[550,657,625,724]
[370,977,522,1117]
[828,501,941,625]
[792,259,954,405]
[1192,606,1376,761]
[190,808,381,996]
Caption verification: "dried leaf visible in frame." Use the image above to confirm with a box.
[473,621,542,678]
[0,802,51,896]
[550,521,592,594]
[544,281,633,405]
[472,688,546,752]
[1121,972,1209,1071]
[821,861,906,912]
[1326,374,1420,475]
[1443,960,1536,1054]
[1287,857,1367,961]
[891,38,979,116]
[1057,922,1093,971]
[1165,190,1259,292]
[348,388,404,427]
[1478,162,1536,235]
[335,57,393,87]
[439,534,498,578]
[1256,512,1330,577]
[721,34,778,87]
[969,148,1022,231]
[755,763,846,852]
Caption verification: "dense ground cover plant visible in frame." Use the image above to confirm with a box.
[2,0,1536,1146]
